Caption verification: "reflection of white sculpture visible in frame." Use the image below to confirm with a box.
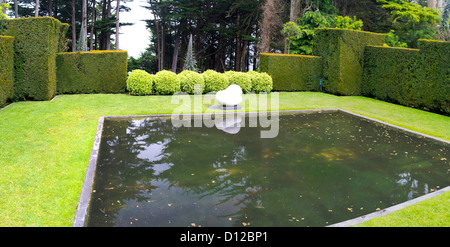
[215,115,242,134]
[215,84,243,107]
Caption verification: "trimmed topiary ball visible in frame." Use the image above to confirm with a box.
[154,70,181,95]
[126,69,154,95]
[178,70,205,94]
[248,71,273,93]
[202,70,229,93]
[226,71,252,93]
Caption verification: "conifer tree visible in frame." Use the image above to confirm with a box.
[76,22,87,51]
[183,34,197,72]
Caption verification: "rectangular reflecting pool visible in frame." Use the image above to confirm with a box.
[79,110,449,227]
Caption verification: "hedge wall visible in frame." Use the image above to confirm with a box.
[362,39,450,114]
[0,35,14,106]
[313,28,385,96]
[56,50,128,94]
[0,17,69,101]
[258,53,323,91]
[418,39,450,114]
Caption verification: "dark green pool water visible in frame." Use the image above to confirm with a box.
[86,111,449,227]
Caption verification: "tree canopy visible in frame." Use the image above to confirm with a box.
[377,0,441,47]
[137,0,447,73]
[5,0,132,52]
[3,0,447,73]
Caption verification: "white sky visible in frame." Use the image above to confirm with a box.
[119,0,151,58]
[4,0,149,58]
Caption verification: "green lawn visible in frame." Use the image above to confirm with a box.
[0,92,448,226]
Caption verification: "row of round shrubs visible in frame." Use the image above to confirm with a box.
[126,69,273,96]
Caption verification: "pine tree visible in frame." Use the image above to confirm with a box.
[442,0,450,30]
[437,0,450,40]
[183,34,197,71]
[77,22,87,51]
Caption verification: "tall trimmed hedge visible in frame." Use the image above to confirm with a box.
[0,35,14,106]
[0,17,69,101]
[56,51,128,94]
[313,28,385,96]
[363,39,450,114]
[258,53,323,91]
[418,39,450,114]
[362,46,421,105]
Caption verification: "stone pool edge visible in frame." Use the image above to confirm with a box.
[73,116,104,227]
[72,109,449,227]
[339,109,450,146]
[329,109,450,227]
[327,185,450,227]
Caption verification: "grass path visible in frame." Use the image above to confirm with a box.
[0,92,448,226]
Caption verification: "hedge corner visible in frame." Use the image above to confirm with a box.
[0,35,14,107]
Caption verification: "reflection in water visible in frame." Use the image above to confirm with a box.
[215,115,242,134]
[87,112,449,227]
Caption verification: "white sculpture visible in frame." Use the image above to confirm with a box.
[215,84,243,107]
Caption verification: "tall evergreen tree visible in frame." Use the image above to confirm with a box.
[183,34,197,71]
[77,21,87,51]
[144,0,263,72]
[437,0,450,40]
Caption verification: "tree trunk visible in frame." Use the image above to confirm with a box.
[253,41,258,70]
[241,40,248,72]
[160,24,164,70]
[235,13,241,71]
[156,20,161,71]
[48,0,52,17]
[172,32,180,72]
[35,0,39,17]
[215,36,226,72]
[259,0,285,53]
[284,39,287,54]
[99,0,112,50]
[90,0,96,51]
[290,0,301,22]
[71,0,76,51]
[14,0,18,18]
[178,35,187,71]
[106,0,111,50]
[115,0,120,50]
[99,0,106,50]
[428,0,437,8]
[82,0,87,51]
